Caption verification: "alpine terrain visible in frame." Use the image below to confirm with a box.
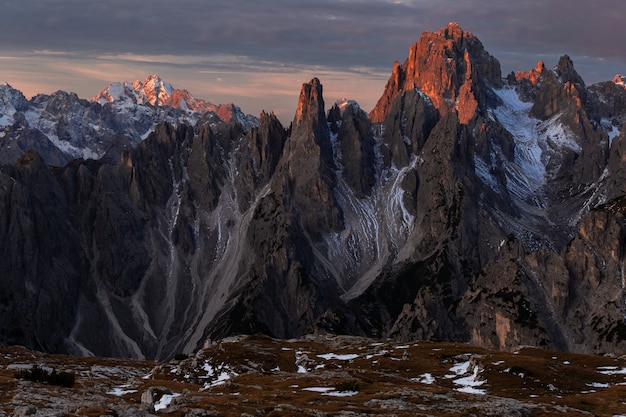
[1,22,626,361]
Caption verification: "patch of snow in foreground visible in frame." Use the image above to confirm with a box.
[303,387,334,393]
[587,382,610,388]
[302,387,358,397]
[154,393,180,411]
[446,360,471,378]
[324,390,358,397]
[411,373,435,384]
[446,360,487,395]
[107,387,138,396]
[201,361,238,388]
[453,368,487,395]
[204,371,232,388]
[295,350,308,373]
[317,353,359,361]
[598,366,626,375]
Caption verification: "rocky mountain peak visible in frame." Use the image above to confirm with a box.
[370,22,501,124]
[136,74,174,106]
[613,74,626,88]
[294,78,325,127]
[284,78,342,235]
[513,60,546,85]
[554,55,586,92]
[437,21,467,41]
[0,82,29,114]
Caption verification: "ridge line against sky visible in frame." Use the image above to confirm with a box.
[1,0,625,124]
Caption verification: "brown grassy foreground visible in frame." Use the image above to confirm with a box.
[1,334,626,416]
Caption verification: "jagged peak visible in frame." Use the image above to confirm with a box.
[613,74,626,88]
[437,21,473,41]
[294,78,325,126]
[370,22,501,124]
[0,82,29,110]
[513,60,546,85]
[334,98,362,116]
[553,55,586,88]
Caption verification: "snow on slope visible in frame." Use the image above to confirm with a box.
[481,86,581,210]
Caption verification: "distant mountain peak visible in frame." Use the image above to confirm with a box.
[613,74,626,88]
[92,74,184,108]
[91,75,258,128]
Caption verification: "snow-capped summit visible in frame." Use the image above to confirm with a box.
[0,82,29,125]
[91,75,258,129]
[334,98,362,115]
[93,74,214,113]
[138,74,175,106]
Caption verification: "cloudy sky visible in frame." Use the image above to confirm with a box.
[1,0,625,123]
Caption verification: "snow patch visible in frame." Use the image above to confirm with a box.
[587,382,610,388]
[445,358,487,395]
[303,387,334,393]
[491,86,581,208]
[324,390,359,397]
[302,387,358,397]
[601,118,621,147]
[598,366,626,375]
[412,373,435,384]
[154,393,180,411]
[107,387,138,396]
[317,353,359,361]
[201,361,238,389]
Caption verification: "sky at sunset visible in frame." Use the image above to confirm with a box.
[1,0,625,124]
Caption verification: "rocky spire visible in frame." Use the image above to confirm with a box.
[513,60,546,85]
[370,22,502,124]
[281,78,342,235]
[289,78,333,169]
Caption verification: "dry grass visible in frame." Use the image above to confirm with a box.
[1,335,626,416]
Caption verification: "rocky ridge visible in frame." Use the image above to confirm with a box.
[0,75,257,165]
[1,22,626,360]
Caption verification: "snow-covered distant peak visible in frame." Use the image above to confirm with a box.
[335,98,362,116]
[93,75,206,111]
[136,74,175,106]
[612,74,626,89]
[93,82,128,105]
[92,75,178,107]
[0,82,29,125]
[0,82,29,109]
[90,75,258,130]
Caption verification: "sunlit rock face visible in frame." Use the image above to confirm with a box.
[370,22,502,124]
[2,23,626,360]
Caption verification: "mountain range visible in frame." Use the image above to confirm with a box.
[0,74,257,165]
[1,22,626,360]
